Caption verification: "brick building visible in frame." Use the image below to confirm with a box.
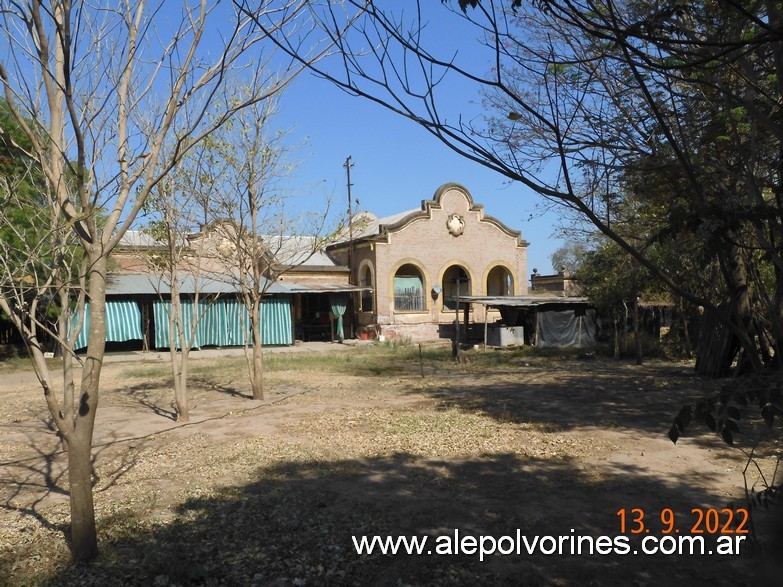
[529,268,582,296]
[100,182,529,346]
[328,183,529,340]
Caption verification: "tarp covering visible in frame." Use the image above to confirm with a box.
[536,309,597,348]
[153,297,292,349]
[71,301,143,350]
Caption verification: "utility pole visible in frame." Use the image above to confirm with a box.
[344,156,355,340]
[344,156,354,285]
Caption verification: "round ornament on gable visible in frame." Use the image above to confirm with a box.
[446,213,465,237]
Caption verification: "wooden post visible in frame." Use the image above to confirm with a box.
[483,304,488,351]
[453,277,460,361]
[633,291,642,365]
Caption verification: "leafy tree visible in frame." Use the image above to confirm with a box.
[0,102,55,289]
[241,0,783,548]
[550,240,590,275]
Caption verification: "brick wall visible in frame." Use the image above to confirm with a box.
[332,184,527,341]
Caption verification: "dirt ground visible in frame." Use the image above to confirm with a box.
[0,345,780,586]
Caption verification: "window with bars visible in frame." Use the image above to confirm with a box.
[393,265,425,311]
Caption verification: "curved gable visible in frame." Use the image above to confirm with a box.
[376,183,527,247]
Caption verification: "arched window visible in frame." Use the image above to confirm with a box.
[393,264,426,311]
[360,264,374,312]
[487,266,514,296]
[442,265,471,310]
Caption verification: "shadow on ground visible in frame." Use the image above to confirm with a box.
[26,450,772,587]
[3,353,780,585]
[411,358,734,444]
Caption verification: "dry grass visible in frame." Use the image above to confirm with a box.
[0,346,778,586]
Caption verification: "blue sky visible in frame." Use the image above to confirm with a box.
[276,69,566,278]
[258,0,569,278]
[150,1,567,277]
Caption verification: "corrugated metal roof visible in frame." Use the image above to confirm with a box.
[460,295,590,307]
[106,273,290,296]
[262,235,344,267]
[284,283,370,294]
[119,230,344,269]
[118,230,169,248]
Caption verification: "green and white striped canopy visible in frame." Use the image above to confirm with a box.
[71,296,292,350]
[153,297,292,349]
[71,301,143,350]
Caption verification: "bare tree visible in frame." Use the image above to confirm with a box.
[241,0,783,375]
[0,0,307,562]
[204,94,339,400]
[141,139,232,422]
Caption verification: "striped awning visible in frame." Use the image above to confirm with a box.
[71,301,143,350]
[153,297,292,349]
[153,299,204,349]
[260,298,293,346]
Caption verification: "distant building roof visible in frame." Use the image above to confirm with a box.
[262,235,344,268]
[329,208,421,247]
[118,230,166,249]
[119,230,345,270]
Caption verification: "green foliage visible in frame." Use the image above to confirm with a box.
[550,240,589,275]
[576,240,650,312]
[0,103,48,279]
[668,373,783,533]
[0,109,32,168]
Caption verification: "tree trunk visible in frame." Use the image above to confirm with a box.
[68,252,107,561]
[696,307,740,377]
[678,297,692,354]
[696,243,764,376]
[727,245,761,372]
[710,243,762,375]
[622,302,628,354]
[58,289,75,449]
[172,351,189,422]
[613,311,620,360]
[632,274,642,365]
[250,299,264,400]
[67,435,97,561]
[771,263,783,369]
[168,286,190,422]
